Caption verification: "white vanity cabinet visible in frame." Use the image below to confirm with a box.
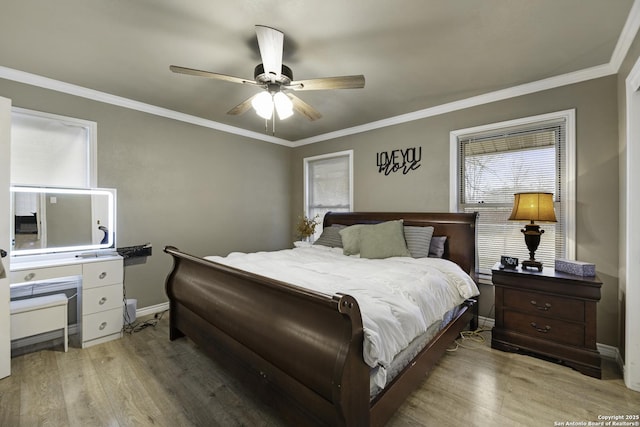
[80,259,123,347]
[10,254,124,348]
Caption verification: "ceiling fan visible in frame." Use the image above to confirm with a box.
[170,25,365,122]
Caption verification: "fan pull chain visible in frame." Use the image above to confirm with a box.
[263,117,276,135]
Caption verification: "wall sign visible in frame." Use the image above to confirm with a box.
[376,147,422,175]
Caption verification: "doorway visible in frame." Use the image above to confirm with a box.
[624,57,640,391]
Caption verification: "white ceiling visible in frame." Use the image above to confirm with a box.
[0,0,637,144]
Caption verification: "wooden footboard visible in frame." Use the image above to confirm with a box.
[164,246,371,426]
[164,211,478,426]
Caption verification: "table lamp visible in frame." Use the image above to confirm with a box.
[508,192,557,271]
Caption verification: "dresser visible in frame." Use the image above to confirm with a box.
[491,263,602,378]
[10,253,124,348]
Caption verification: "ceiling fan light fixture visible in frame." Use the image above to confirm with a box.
[251,91,274,119]
[274,92,293,120]
[171,25,364,128]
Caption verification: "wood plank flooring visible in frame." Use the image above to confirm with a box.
[1,316,638,426]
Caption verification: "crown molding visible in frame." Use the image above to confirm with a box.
[1,0,638,148]
[0,66,293,147]
[292,63,615,147]
[610,0,640,72]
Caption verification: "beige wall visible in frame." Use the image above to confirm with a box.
[0,79,292,309]
[0,73,622,347]
[292,76,620,347]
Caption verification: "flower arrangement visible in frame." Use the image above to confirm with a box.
[296,214,320,240]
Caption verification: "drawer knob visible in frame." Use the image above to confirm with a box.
[530,300,552,311]
[24,272,36,281]
[530,322,551,333]
[99,271,107,279]
[99,297,107,305]
[99,322,107,330]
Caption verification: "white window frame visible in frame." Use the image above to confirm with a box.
[11,107,98,188]
[303,150,354,223]
[449,109,576,282]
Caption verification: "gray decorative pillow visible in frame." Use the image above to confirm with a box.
[404,226,435,258]
[313,224,346,248]
[359,220,411,259]
[339,224,365,255]
[428,236,447,258]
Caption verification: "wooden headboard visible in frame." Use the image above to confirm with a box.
[323,211,478,280]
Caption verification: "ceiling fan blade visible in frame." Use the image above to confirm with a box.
[287,94,322,121]
[287,75,365,91]
[227,94,259,116]
[170,65,258,86]
[255,25,284,81]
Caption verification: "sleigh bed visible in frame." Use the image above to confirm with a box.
[164,211,479,426]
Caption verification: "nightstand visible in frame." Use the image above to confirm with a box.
[491,263,602,378]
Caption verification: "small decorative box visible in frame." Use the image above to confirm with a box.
[555,258,596,277]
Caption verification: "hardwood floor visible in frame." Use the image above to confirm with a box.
[1,316,638,426]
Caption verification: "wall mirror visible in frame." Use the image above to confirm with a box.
[10,186,116,256]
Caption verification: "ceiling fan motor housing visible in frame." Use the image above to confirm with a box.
[254,63,293,85]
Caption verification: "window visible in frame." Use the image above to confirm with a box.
[11,108,97,187]
[450,110,575,280]
[304,150,353,237]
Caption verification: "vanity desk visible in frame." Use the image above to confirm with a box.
[10,252,124,348]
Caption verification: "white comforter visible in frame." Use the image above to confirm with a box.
[205,245,479,388]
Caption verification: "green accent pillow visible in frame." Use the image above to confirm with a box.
[339,224,365,255]
[359,220,411,259]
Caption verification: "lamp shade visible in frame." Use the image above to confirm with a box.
[273,92,293,119]
[508,192,557,222]
[251,91,274,119]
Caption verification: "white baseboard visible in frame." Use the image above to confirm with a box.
[136,302,169,318]
[478,315,495,329]
[597,342,624,364]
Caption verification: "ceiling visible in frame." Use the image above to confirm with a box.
[0,0,636,144]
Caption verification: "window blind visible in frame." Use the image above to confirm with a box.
[11,110,94,188]
[305,152,352,234]
[457,118,567,277]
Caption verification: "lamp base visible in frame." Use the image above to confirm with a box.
[521,222,544,271]
[522,259,543,271]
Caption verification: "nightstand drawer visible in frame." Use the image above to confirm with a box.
[503,310,585,347]
[503,289,585,322]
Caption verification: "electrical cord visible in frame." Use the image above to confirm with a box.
[123,310,167,334]
[121,264,167,334]
[446,327,491,352]
[446,302,496,352]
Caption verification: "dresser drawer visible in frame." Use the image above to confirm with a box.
[10,264,82,284]
[503,310,585,347]
[83,260,122,289]
[83,308,122,342]
[83,284,122,315]
[503,288,585,322]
